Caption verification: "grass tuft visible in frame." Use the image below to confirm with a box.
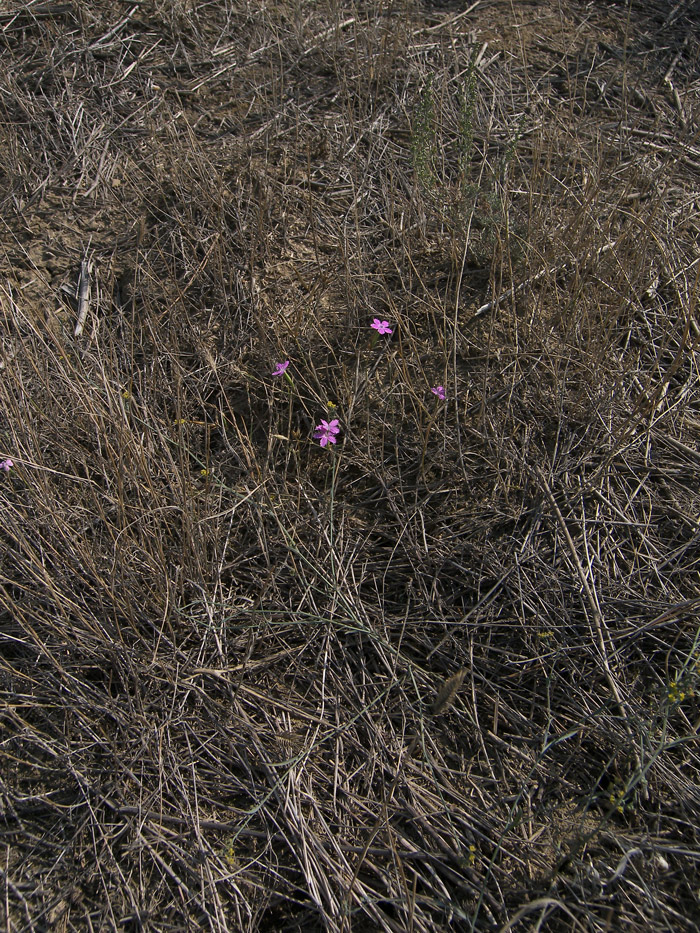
[1,1,700,930]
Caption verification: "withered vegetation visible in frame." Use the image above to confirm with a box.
[1,1,700,930]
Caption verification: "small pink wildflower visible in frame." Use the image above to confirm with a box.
[313,419,340,448]
[0,459,13,472]
[272,360,290,376]
[431,386,446,400]
[370,319,393,336]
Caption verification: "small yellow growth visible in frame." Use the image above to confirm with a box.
[608,782,630,815]
[609,793,625,814]
[668,662,698,704]
[666,648,700,704]
[467,844,477,866]
[122,390,131,400]
[326,400,337,409]
[668,685,685,703]
[224,841,236,869]
[200,469,210,477]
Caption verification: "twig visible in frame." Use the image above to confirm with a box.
[73,257,92,337]
[472,241,615,319]
[88,4,138,50]
[662,35,688,84]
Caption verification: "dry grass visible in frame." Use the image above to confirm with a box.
[1,1,700,930]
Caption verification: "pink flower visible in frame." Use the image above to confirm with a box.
[313,419,340,448]
[0,459,13,472]
[431,386,446,400]
[272,360,290,376]
[370,319,393,335]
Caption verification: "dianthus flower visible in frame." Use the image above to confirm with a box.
[0,459,13,472]
[431,386,446,400]
[370,319,393,335]
[272,360,290,376]
[313,419,340,448]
